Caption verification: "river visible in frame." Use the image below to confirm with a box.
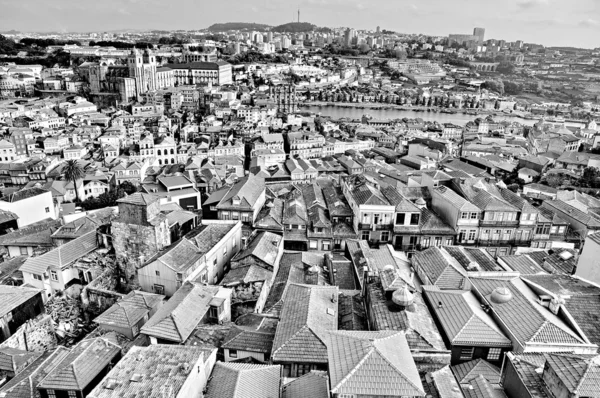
[301,105,586,128]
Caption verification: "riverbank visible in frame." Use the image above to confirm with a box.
[301,100,526,118]
[300,103,587,128]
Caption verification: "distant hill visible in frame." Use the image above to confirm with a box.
[271,22,317,33]
[207,23,272,32]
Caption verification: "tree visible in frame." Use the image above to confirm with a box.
[63,160,85,203]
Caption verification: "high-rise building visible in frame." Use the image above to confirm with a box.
[473,27,485,43]
[127,49,158,99]
[376,26,381,34]
[344,28,355,47]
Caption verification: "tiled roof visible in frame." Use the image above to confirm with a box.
[365,281,447,352]
[282,370,329,398]
[338,290,367,331]
[1,187,48,203]
[232,231,282,269]
[271,284,338,363]
[526,249,578,275]
[87,345,212,398]
[425,290,512,347]
[499,255,545,274]
[93,290,164,330]
[0,218,60,247]
[254,199,284,231]
[0,348,41,374]
[204,362,281,398]
[326,330,425,396]
[321,185,352,217]
[545,353,600,396]
[217,175,265,209]
[145,237,203,273]
[221,326,274,354]
[452,359,501,385]
[412,247,467,289]
[20,230,98,275]
[433,186,479,211]
[506,353,548,398]
[463,375,507,398]
[522,274,600,297]
[330,256,358,290]
[419,208,456,235]
[0,285,41,317]
[141,282,223,343]
[470,277,586,347]
[0,348,70,398]
[263,252,305,313]
[37,337,121,391]
[221,265,272,285]
[186,222,237,256]
[381,186,420,212]
[349,182,390,206]
[117,192,159,206]
[563,295,600,346]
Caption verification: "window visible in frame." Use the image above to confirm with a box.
[33,274,42,281]
[297,364,312,376]
[155,270,160,277]
[176,273,183,281]
[396,213,405,225]
[410,214,420,225]
[322,240,331,251]
[467,230,476,241]
[316,227,323,233]
[446,238,454,245]
[434,237,442,246]
[223,246,228,256]
[45,207,50,213]
[47,391,56,398]
[361,231,370,241]
[20,247,28,255]
[460,212,469,219]
[50,271,58,281]
[68,392,77,398]
[558,226,566,233]
[503,230,512,240]
[470,212,478,219]
[488,348,502,361]
[381,231,389,242]
[460,347,474,360]
[229,349,238,358]
[309,240,318,249]
[154,284,165,295]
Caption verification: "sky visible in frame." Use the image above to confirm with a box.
[0,0,599,48]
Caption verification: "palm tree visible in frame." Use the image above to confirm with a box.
[63,160,85,203]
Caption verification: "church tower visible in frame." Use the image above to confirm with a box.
[127,49,158,100]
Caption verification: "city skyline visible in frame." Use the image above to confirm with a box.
[1,0,599,48]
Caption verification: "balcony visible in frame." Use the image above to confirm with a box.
[393,244,420,252]
[477,239,514,247]
[479,220,519,227]
[358,223,393,231]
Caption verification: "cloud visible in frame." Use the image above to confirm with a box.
[580,18,600,27]
[517,0,549,9]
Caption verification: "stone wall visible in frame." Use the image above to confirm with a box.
[112,219,170,283]
[0,315,57,352]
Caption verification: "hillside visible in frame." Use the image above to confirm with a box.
[271,22,316,33]
[207,23,271,32]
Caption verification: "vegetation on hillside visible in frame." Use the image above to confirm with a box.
[271,22,316,33]
[207,22,271,32]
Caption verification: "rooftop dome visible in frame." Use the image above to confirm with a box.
[415,198,426,206]
[490,287,513,304]
[307,264,320,274]
[392,285,414,308]
[383,264,395,272]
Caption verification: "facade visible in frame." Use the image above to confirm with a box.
[0,187,57,227]
[20,231,98,299]
[166,61,233,86]
[216,176,266,226]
